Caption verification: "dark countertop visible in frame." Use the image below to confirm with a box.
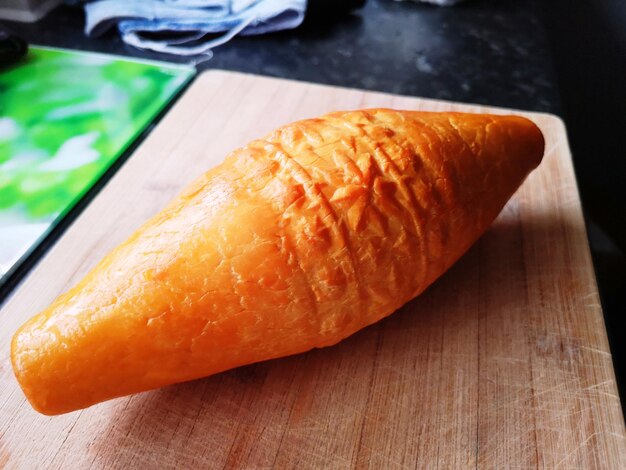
[2,0,625,406]
[3,0,560,111]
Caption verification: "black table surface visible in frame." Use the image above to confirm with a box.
[2,0,625,409]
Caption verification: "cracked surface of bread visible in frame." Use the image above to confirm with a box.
[11,109,544,415]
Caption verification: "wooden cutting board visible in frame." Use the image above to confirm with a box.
[1,70,624,469]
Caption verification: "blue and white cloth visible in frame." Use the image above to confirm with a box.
[83,0,307,57]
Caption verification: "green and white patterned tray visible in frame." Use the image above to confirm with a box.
[0,46,194,282]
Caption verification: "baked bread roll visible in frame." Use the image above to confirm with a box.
[11,110,544,415]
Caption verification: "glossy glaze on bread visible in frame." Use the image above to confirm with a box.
[11,109,544,415]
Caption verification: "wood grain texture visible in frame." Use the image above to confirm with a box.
[1,70,624,469]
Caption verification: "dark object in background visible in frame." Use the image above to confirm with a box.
[0,27,28,68]
[305,0,366,24]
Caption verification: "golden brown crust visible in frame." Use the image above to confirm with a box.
[11,110,544,415]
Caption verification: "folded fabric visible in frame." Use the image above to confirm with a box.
[83,0,307,56]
